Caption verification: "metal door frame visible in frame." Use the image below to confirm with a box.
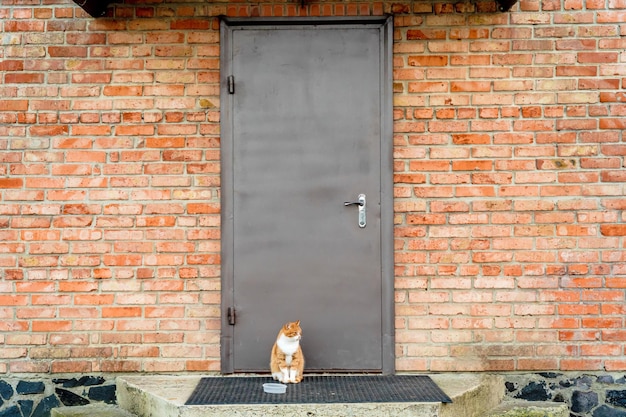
[220,16,395,375]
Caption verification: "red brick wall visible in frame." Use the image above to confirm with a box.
[392,1,626,372]
[0,0,625,374]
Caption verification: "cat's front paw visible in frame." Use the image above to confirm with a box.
[287,369,301,383]
[272,372,284,382]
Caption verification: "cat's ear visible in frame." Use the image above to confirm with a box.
[295,320,300,326]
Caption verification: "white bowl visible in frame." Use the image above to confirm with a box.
[263,383,287,394]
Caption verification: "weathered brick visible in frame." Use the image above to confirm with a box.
[0,0,623,377]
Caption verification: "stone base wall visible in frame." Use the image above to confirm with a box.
[3,373,626,417]
[505,373,626,417]
[0,375,115,417]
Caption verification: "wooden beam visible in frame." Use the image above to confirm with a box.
[72,0,111,17]
[71,0,517,17]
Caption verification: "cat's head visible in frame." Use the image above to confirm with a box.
[282,320,302,340]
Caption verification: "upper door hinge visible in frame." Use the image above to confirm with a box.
[227,75,235,94]
[227,307,236,325]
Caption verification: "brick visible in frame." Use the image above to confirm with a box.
[32,320,72,332]
[102,307,142,318]
[452,134,491,145]
[451,81,491,92]
[0,0,624,377]
[407,55,448,66]
[606,361,626,371]
[578,52,619,63]
[601,225,626,236]
[103,86,143,96]
[48,46,88,57]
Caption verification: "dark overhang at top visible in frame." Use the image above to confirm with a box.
[72,0,519,18]
[72,0,109,17]
[494,0,518,11]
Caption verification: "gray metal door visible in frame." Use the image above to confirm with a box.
[221,17,393,373]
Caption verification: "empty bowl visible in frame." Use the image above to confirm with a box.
[263,383,287,394]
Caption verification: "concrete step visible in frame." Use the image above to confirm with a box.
[483,399,569,417]
[117,373,504,417]
[52,404,138,417]
[433,374,504,417]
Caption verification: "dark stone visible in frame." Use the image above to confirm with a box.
[617,377,626,385]
[78,376,105,387]
[593,405,626,417]
[571,390,599,413]
[55,388,90,407]
[598,376,615,384]
[505,382,517,392]
[554,393,566,403]
[539,372,562,379]
[607,390,626,409]
[52,378,79,388]
[515,381,550,401]
[88,385,116,404]
[560,380,575,388]
[0,381,14,401]
[0,405,20,417]
[18,400,34,417]
[16,381,45,395]
[574,375,594,389]
[52,376,104,388]
[31,394,60,417]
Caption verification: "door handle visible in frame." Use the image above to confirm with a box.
[344,194,366,228]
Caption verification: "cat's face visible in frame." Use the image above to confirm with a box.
[282,320,302,340]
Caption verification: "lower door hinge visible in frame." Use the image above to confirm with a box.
[227,307,236,325]
[227,75,235,94]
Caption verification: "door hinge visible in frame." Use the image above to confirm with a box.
[227,75,235,94]
[227,307,236,325]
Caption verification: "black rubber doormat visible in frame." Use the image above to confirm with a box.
[185,375,452,405]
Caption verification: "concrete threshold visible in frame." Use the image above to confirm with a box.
[117,373,504,417]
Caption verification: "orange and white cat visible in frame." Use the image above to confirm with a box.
[270,320,304,384]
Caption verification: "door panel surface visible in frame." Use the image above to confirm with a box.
[221,18,393,373]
